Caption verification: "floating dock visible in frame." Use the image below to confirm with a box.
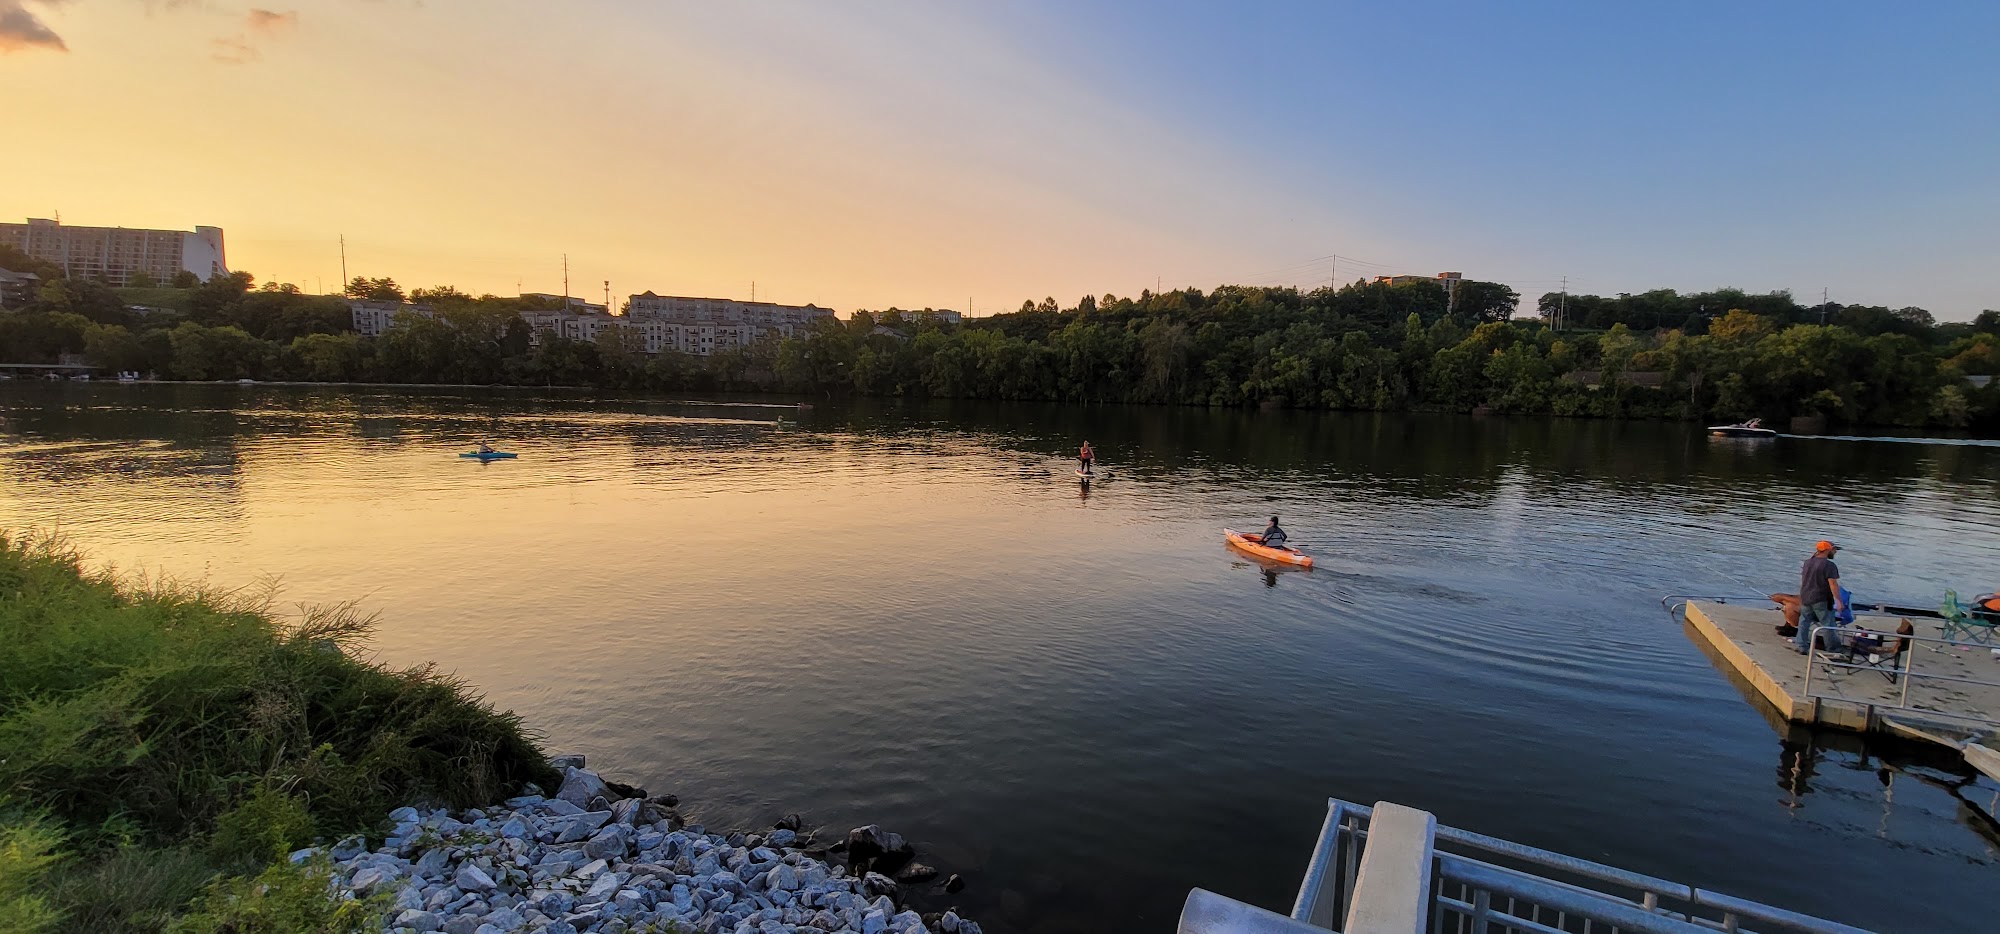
[1679,599,2000,780]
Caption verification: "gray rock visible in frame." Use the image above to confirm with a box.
[349,867,394,894]
[765,863,800,892]
[473,925,501,934]
[555,767,610,808]
[940,910,962,933]
[287,847,320,865]
[455,864,498,893]
[550,753,586,769]
[895,863,937,884]
[389,806,422,824]
[944,873,965,893]
[584,824,634,861]
[709,871,746,896]
[862,872,898,898]
[585,872,623,902]
[845,825,911,868]
[395,908,444,932]
[482,907,525,932]
[861,908,889,934]
[542,924,578,934]
[557,810,613,844]
[332,834,367,861]
[766,829,797,848]
[394,883,426,911]
[610,797,645,826]
[441,917,483,934]
[415,846,452,879]
[543,798,585,817]
[498,817,531,839]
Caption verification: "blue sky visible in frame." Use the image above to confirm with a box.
[5,1,1995,316]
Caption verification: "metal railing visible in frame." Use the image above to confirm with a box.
[1801,623,2000,730]
[1181,798,1872,934]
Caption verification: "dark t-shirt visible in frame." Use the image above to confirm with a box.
[1800,555,1841,606]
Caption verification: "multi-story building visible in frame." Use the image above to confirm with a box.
[1372,272,1463,301]
[0,218,226,287]
[625,291,834,354]
[0,269,39,309]
[518,292,609,314]
[349,300,435,336]
[351,292,836,358]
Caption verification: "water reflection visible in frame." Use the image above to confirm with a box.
[4,383,1998,933]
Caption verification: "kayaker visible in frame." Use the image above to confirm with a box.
[1078,441,1094,475]
[478,442,494,454]
[1259,516,1288,549]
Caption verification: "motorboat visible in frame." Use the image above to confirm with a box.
[1708,418,1776,439]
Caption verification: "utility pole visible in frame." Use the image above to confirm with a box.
[1559,276,1568,332]
[339,235,347,293]
[1820,287,1829,325]
[604,280,610,313]
[751,281,756,302]
[1331,255,1337,291]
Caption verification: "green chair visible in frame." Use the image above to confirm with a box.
[1940,590,1999,646]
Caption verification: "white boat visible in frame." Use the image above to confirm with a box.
[1708,418,1776,438]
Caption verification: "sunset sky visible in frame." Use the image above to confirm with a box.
[5,1,1996,317]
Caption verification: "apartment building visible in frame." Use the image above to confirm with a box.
[0,218,227,287]
[626,291,834,353]
[349,293,832,358]
[349,300,435,336]
[0,269,39,309]
[1372,271,1463,300]
[518,292,609,314]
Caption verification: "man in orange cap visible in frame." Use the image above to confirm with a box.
[1794,540,1844,654]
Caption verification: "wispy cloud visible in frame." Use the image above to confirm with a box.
[246,7,294,34]
[0,0,67,54]
[213,7,295,64]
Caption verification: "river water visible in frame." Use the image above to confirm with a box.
[4,384,1996,932]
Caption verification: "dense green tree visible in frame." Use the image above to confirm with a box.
[288,332,366,381]
[1452,281,1519,323]
[168,322,275,380]
[343,276,405,302]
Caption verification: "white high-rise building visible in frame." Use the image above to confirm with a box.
[0,217,227,287]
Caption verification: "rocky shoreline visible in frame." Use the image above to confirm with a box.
[306,757,982,934]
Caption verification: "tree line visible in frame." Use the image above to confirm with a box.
[5,244,1998,432]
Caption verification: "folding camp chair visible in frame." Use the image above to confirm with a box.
[1841,619,1914,683]
[1940,590,2000,647]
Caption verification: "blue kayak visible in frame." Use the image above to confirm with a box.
[460,451,517,461]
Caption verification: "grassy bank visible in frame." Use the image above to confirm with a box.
[0,534,558,932]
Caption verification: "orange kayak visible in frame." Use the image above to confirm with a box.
[1224,528,1313,567]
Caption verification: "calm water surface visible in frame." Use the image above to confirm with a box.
[5,384,1997,932]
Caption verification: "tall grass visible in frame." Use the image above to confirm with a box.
[0,533,559,931]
